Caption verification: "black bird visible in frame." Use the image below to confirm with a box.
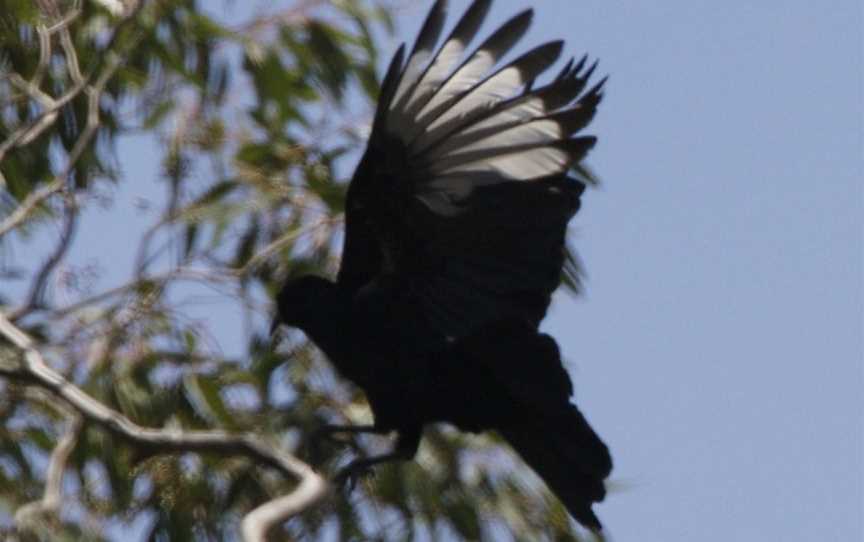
[274,0,612,532]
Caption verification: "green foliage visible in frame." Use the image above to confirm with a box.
[0,1,592,540]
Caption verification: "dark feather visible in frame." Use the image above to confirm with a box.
[370,44,407,135]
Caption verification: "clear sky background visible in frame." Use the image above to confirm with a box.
[11,0,861,540]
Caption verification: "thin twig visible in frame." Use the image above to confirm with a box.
[8,195,79,320]
[46,266,236,318]
[46,4,82,34]
[58,22,84,87]
[31,25,52,89]
[239,218,336,276]
[43,215,331,320]
[234,0,328,35]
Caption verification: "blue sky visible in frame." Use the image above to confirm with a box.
[10,0,861,540]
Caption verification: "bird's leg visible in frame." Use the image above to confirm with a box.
[310,424,391,449]
[333,450,411,491]
[306,424,393,465]
[334,426,421,491]
[316,424,390,440]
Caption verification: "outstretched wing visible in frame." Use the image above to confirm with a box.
[338,0,604,342]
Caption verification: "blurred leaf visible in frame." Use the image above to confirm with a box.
[143,100,176,130]
[445,499,482,540]
[189,13,233,41]
[183,374,238,430]
[232,217,260,269]
[178,180,239,222]
[183,223,199,258]
[0,0,39,24]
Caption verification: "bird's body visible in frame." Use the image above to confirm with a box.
[275,0,612,531]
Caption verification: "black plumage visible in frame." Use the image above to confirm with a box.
[274,0,612,532]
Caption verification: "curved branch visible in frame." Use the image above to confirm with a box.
[0,313,330,541]
[14,414,83,532]
[241,464,328,540]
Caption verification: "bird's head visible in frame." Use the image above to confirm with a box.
[272,275,341,332]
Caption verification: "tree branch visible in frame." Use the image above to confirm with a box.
[14,413,83,533]
[0,2,84,162]
[0,0,144,239]
[0,313,330,541]
[0,178,65,238]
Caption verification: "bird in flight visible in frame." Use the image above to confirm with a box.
[274,0,612,532]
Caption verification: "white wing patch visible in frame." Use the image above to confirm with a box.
[376,0,604,215]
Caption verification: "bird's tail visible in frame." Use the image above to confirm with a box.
[499,405,612,532]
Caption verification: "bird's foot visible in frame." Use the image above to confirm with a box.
[334,460,377,492]
[332,449,411,492]
[311,424,386,445]
[306,424,381,461]
[309,425,349,447]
